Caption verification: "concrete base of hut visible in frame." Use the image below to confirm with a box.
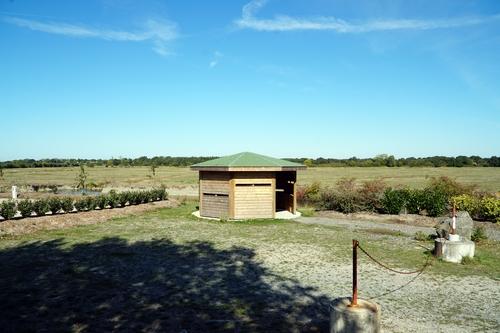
[192,210,301,221]
[434,238,475,263]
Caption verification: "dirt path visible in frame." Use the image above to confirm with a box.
[296,216,436,237]
[0,200,178,237]
[298,212,500,241]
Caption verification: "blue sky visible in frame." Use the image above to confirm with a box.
[1,0,499,160]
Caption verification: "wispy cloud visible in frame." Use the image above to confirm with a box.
[209,51,223,68]
[3,16,178,56]
[235,0,500,32]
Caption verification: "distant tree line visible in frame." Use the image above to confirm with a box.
[287,154,500,167]
[0,157,215,169]
[0,154,499,168]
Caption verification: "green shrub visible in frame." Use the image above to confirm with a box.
[17,199,34,218]
[143,190,153,203]
[150,189,158,201]
[33,199,50,216]
[128,192,140,205]
[151,186,167,201]
[382,188,408,214]
[406,189,426,214]
[479,196,500,223]
[139,191,149,204]
[95,195,107,209]
[471,225,488,242]
[0,200,17,219]
[74,199,87,211]
[132,192,139,205]
[154,188,164,201]
[48,197,63,215]
[136,191,145,204]
[106,190,119,208]
[422,188,447,217]
[61,197,74,213]
[453,194,481,218]
[117,191,130,207]
[158,187,168,200]
[454,194,500,222]
[85,196,96,210]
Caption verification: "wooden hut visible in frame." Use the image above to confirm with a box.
[191,152,306,219]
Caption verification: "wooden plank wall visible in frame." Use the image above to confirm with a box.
[233,172,275,219]
[201,194,229,218]
[200,171,230,218]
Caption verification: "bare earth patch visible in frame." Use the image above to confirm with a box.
[0,200,179,237]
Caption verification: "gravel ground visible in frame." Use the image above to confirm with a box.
[296,216,437,237]
[256,239,500,332]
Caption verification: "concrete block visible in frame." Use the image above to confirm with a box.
[434,238,475,263]
[330,297,380,333]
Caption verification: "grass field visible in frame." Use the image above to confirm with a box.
[1,166,500,192]
[0,202,498,332]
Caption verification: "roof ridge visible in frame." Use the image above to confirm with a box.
[228,152,245,167]
[190,151,305,168]
[258,153,282,166]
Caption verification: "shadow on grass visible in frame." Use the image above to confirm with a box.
[0,237,331,332]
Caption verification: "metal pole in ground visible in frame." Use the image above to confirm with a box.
[330,239,381,333]
[351,239,359,307]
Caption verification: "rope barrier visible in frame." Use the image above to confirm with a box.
[357,243,432,275]
[349,239,435,306]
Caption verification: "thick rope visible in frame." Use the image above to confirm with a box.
[357,243,432,275]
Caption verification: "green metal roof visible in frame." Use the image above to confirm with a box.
[191,152,304,168]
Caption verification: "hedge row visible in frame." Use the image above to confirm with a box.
[380,188,448,217]
[0,188,167,220]
[297,176,499,221]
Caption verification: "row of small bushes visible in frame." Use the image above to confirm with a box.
[0,188,167,220]
[297,176,499,221]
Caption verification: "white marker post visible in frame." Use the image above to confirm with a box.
[449,202,460,241]
[451,202,457,233]
[11,185,17,200]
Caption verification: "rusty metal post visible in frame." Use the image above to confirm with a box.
[351,239,359,307]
